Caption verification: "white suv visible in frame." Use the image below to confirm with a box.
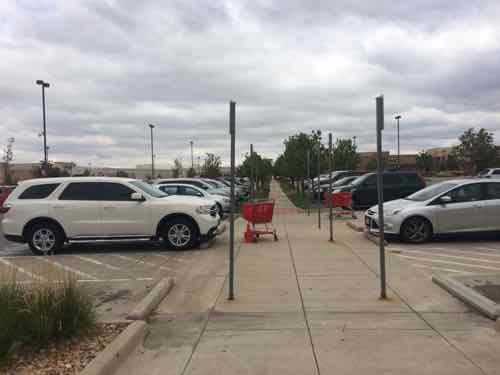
[1,177,221,255]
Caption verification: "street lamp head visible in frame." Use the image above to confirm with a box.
[395,115,402,120]
[148,124,155,129]
[36,80,44,85]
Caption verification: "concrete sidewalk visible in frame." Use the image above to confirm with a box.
[116,181,500,375]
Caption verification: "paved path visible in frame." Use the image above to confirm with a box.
[116,180,500,375]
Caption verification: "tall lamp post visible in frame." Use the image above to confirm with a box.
[148,124,155,179]
[190,140,194,170]
[395,115,402,169]
[36,80,50,173]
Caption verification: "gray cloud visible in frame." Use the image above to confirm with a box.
[1,0,499,168]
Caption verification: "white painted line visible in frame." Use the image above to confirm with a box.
[412,263,470,274]
[398,249,500,265]
[2,277,155,284]
[396,254,500,271]
[0,257,46,281]
[74,255,121,271]
[476,246,500,252]
[150,254,172,261]
[422,247,500,259]
[37,257,98,280]
[112,254,170,270]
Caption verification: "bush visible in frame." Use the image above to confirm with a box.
[0,275,96,363]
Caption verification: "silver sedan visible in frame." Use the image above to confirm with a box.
[364,179,500,243]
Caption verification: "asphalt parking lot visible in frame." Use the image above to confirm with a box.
[0,226,215,321]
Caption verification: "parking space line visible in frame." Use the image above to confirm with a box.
[74,255,121,271]
[112,254,170,270]
[397,249,500,265]
[412,263,470,274]
[37,257,98,280]
[4,277,155,284]
[476,246,500,252]
[395,254,500,271]
[0,257,46,281]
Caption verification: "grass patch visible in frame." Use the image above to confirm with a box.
[0,273,96,364]
[279,181,312,209]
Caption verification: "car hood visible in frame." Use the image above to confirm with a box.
[368,198,424,213]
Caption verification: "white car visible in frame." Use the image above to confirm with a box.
[364,179,500,243]
[1,177,221,254]
[154,183,230,215]
[154,178,229,197]
[478,168,500,179]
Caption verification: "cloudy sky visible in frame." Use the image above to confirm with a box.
[1,0,500,168]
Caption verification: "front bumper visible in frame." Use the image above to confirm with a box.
[364,213,400,235]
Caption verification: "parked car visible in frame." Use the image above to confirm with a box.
[0,185,16,208]
[365,179,500,243]
[154,178,229,197]
[319,176,360,198]
[155,183,230,215]
[1,177,221,254]
[477,168,500,178]
[310,170,367,198]
[335,171,426,208]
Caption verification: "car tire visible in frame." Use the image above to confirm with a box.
[162,218,198,250]
[27,221,64,255]
[401,217,432,244]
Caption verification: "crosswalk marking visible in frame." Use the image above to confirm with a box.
[74,255,121,271]
[0,257,46,281]
[37,257,98,280]
[395,254,500,271]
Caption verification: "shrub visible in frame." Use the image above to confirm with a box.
[0,281,25,362]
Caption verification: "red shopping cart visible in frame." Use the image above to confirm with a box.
[241,200,278,243]
[323,191,357,219]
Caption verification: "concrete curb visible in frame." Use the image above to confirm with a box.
[346,221,364,232]
[127,277,175,321]
[363,229,388,246]
[432,274,500,320]
[80,320,148,375]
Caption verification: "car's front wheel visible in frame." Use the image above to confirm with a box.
[162,218,198,250]
[27,222,64,255]
[401,217,432,244]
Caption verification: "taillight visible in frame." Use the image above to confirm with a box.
[0,204,11,214]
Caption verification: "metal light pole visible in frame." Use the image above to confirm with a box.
[376,95,387,300]
[148,124,155,179]
[228,101,236,300]
[317,144,321,229]
[250,144,254,200]
[306,149,311,216]
[395,115,401,169]
[190,140,194,169]
[36,80,50,173]
[328,133,333,242]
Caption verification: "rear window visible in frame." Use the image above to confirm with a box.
[18,183,60,199]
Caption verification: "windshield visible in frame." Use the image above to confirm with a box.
[130,181,167,198]
[405,182,458,202]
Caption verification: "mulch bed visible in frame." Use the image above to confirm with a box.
[0,322,129,375]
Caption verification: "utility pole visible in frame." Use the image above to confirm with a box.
[395,115,401,169]
[306,149,311,216]
[228,101,236,300]
[190,140,194,169]
[376,95,387,300]
[148,124,155,179]
[250,144,254,200]
[36,80,50,174]
[328,133,333,242]
[317,144,321,229]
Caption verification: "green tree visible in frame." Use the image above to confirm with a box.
[453,128,497,174]
[446,153,460,170]
[202,153,221,178]
[172,159,183,178]
[333,138,359,170]
[240,151,273,191]
[416,151,433,173]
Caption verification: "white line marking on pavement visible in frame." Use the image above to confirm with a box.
[37,257,98,280]
[396,254,500,271]
[0,257,46,281]
[412,263,470,274]
[112,254,170,270]
[397,249,500,265]
[74,255,121,271]
[3,277,155,284]
[476,246,500,252]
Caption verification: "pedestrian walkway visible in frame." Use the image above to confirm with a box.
[116,180,500,375]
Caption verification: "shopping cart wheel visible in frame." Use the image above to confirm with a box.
[273,232,278,241]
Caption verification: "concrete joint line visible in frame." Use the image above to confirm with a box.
[127,277,175,321]
[80,320,149,375]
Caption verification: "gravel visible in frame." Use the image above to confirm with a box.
[0,323,129,375]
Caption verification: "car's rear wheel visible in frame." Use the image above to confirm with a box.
[162,218,198,250]
[27,222,64,255]
[401,217,432,244]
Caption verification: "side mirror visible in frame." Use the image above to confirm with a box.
[131,192,145,201]
[440,196,452,204]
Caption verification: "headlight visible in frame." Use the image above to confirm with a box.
[196,205,213,215]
